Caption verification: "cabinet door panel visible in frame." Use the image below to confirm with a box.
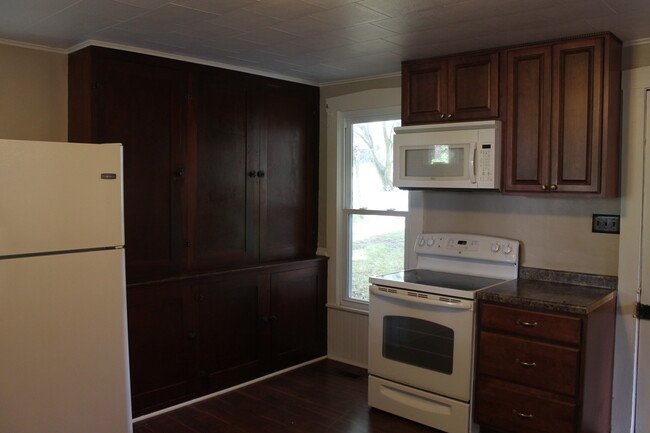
[504,46,552,192]
[195,273,264,391]
[402,59,448,124]
[448,52,499,120]
[97,57,186,282]
[252,84,318,262]
[269,264,326,369]
[552,38,603,193]
[127,282,193,416]
[189,73,255,270]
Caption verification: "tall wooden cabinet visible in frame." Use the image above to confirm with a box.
[68,46,324,416]
[69,47,319,282]
[502,34,621,196]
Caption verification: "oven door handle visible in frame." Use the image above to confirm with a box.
[370,286,474,310]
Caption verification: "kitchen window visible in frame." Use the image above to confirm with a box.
[342,114,407,304]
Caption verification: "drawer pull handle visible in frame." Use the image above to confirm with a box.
[513,409,534,419]
[516,359,537,368]
[516,319,538,328]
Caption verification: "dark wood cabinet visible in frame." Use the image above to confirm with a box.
[68,46,324,417]
[249,82,319,263]
[69,48,188,281]
[268,264,327,368]
[69,47,319,281]
[187,70,254,271]
[475,300,616,433]
[127,258,327,417]
[402,52,499,125]
[503,34,621,196]
[127,281,194,415]
[193,272,264,392]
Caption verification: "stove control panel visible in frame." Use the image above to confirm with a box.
[414,233,519,264]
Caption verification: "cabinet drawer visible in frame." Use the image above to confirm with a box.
[476,377,577,433]
[480,303,582,344]
[479,331,580,396]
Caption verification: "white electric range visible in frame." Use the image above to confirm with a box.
[368,233,520,433]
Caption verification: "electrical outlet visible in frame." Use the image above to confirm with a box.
[592,214,620,234]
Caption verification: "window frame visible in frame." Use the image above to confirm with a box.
[340,111,407,308]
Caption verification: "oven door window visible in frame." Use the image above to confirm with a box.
[383,315,454,374]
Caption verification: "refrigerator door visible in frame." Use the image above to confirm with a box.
[0,249,132,433]
[0,139,124,256]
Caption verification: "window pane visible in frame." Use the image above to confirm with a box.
[351,120,407,211]
[350,214,405,302]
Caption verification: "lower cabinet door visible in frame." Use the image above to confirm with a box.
[268,262,326,369]
[194,272,265,391]
[127,281,194,416]
[476,377,577,433]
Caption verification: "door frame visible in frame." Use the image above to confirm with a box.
[634,88,650,433]
[617,65,650,433]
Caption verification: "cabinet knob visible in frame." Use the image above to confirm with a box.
[540,185,548,191]
[257,170,265,178]
[550,184,558,191]
[447,113,453,119]
[440,113,445,119]
[174,168,185,178]
[248,170,257,178]
[187,332,197,341]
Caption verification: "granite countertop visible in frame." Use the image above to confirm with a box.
[477,268,617,315]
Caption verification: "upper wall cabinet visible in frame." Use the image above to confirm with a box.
[502,34,621,197]
[68,47,319,282]
[402,52,499,125]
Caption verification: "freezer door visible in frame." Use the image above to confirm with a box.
[0,249,132,433]
[0,139,124,256]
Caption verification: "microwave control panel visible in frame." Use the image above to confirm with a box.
[477,144,494,182]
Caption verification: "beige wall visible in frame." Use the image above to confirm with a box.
[421,192,620,275]
[0,43,67,141]
[623,40,650,70]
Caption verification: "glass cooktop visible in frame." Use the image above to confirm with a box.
[370,269,507,298]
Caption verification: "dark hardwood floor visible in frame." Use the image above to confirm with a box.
[133,359,441,433]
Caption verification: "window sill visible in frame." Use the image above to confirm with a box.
[326,302,369,316]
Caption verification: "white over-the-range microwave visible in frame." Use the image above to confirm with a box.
[393,120,501,190]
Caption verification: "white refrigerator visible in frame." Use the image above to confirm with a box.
[0,139,132,433]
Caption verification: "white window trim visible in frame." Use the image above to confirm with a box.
[341,113,407,307]
[325,88,423,313]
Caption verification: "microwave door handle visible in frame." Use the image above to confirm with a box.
[469,142,477,184]
[370,285,473,310]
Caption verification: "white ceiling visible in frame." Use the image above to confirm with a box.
[1,0,649,84]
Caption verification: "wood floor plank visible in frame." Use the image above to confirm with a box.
[133,360,442,433]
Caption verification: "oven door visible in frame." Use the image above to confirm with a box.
[368,284,476,402]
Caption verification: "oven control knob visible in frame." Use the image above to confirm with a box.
[426,238,435,246]
[502,245,513,254]
[490,243,500,253]
[418,238,425,247]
